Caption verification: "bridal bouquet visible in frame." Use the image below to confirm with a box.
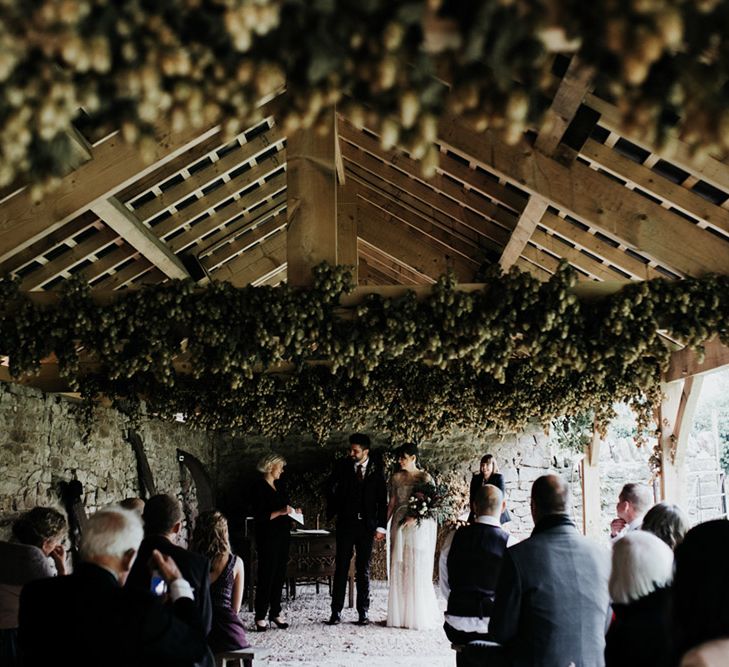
[400,482,445,527]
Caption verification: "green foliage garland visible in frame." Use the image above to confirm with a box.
[2,1,729,191]
[2,263,729,449]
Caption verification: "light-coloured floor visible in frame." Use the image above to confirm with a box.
[240,580,453,667]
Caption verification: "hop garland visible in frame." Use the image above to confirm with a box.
[2,1,729,192]
[2,262,729,460]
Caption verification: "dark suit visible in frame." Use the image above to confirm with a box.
[489,515,611,667]
[326,456,387,615]
[126,535,213,638]
[18,562,208,667]
[468,473,511,524]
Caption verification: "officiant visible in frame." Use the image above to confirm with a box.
[251,453,297,632]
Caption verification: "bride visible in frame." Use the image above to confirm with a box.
[386,442,441,629]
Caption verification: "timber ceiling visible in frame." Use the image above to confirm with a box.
[2,60,729,292]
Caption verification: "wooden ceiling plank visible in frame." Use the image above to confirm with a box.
[521,243,593,279]
[0,123,221,264]
[437,116,729,276]
[540,211,663,280]
[251,263,287,287]
[153,161,286,241]
[499,195,549,270]
[339,120,527,214]
[358,260,398,286]
[133,127,284,222]
[0,215,98,276]
[90,198,189,279]
[348,179,497,262]
[514,256,553,281]
[20,227,120,291]
[358,239,434,285]
[358,199,479,282]
[535,57,594,156]
[586,93,729,195]
[581,138,729,238]
[92,257,155,291]
[200,210,287,272]
[213,228,287,287]
[171,191,287,255]
[345,160,511,249]
[83,243,136,283]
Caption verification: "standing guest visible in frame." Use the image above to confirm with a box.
[0,507,68,666]
[251,453,295,632]
[119,497,146,516]
[673,520,729,667]
[489,474,611,667]
[641,501,689,550]
[440,484,514,649]
[610,482,653,541]
[18,506,209,667]
[605,531,674,667]
[325,433,387,626]
[125,494,213,640]
[468,454,511,525]
[191,511,249,652]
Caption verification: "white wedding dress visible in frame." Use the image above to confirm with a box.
[386,470,441,629]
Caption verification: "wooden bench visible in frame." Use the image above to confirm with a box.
[215,646,271,667]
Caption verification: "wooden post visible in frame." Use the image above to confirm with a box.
[658,376,703,508]
[286,108,338,287]
[582,431,602,536]
[337,181,358,284]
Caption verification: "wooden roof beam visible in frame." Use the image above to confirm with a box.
[358,238,435,286]
[90,198,189,280]
[499,195,548,271]
[437,115,729,276]
[665,337,729,382]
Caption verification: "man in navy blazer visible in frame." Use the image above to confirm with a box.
[19,507,209,667]
[325,433,387,626]
[126,494,213,640]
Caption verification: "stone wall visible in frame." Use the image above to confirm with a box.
[0,382,216,543]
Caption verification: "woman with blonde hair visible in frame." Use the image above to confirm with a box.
[251,453,296,632]
[191,511,249,652]
[605,531,674,667]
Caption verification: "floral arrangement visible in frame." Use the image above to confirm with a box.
[400,481,446,527]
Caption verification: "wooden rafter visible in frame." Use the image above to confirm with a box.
[499,195,548,271]
[214,227,287,287]
[665,337,729,382]
[358,238,435,286]
[437,116,729,276]
[0,123,221,264]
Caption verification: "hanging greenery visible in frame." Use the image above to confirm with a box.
[1,1,728,192]
[1,263,729,448]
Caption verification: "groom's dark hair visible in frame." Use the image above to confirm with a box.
[349,433,371,450]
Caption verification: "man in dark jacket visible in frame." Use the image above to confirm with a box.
[18,507,209,667]
[489,474,611,667]
[325,433,387,626]
[441,484,511,648]
[126,494,213,639]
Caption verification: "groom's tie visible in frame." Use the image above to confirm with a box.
[356,463,364,482]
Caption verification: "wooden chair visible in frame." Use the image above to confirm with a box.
[215,646,271,667]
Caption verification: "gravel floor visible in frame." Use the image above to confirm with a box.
[239,580,454,667]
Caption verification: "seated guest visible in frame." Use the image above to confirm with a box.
[674,520,729,667]
[641,501,689,550]
[605,531,674,667]
[441,485,513,649]
[610,483,653,541]
[126,494,213,639]
[119,497,145,516]
[0,507,68,666]
[18,506,209,667]
[489,475,611,667]
[191,511,249,652]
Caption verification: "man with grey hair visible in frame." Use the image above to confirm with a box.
[489,475,611,667]
[18,506,209,667]
[610,482,653,541]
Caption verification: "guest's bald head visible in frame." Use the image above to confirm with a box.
[531,474,571,523]
[473,484,504,519]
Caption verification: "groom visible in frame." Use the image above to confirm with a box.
[325,433,388,626]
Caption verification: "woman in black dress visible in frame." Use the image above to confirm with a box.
[251,453,294,632]
[468,454,511,524]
